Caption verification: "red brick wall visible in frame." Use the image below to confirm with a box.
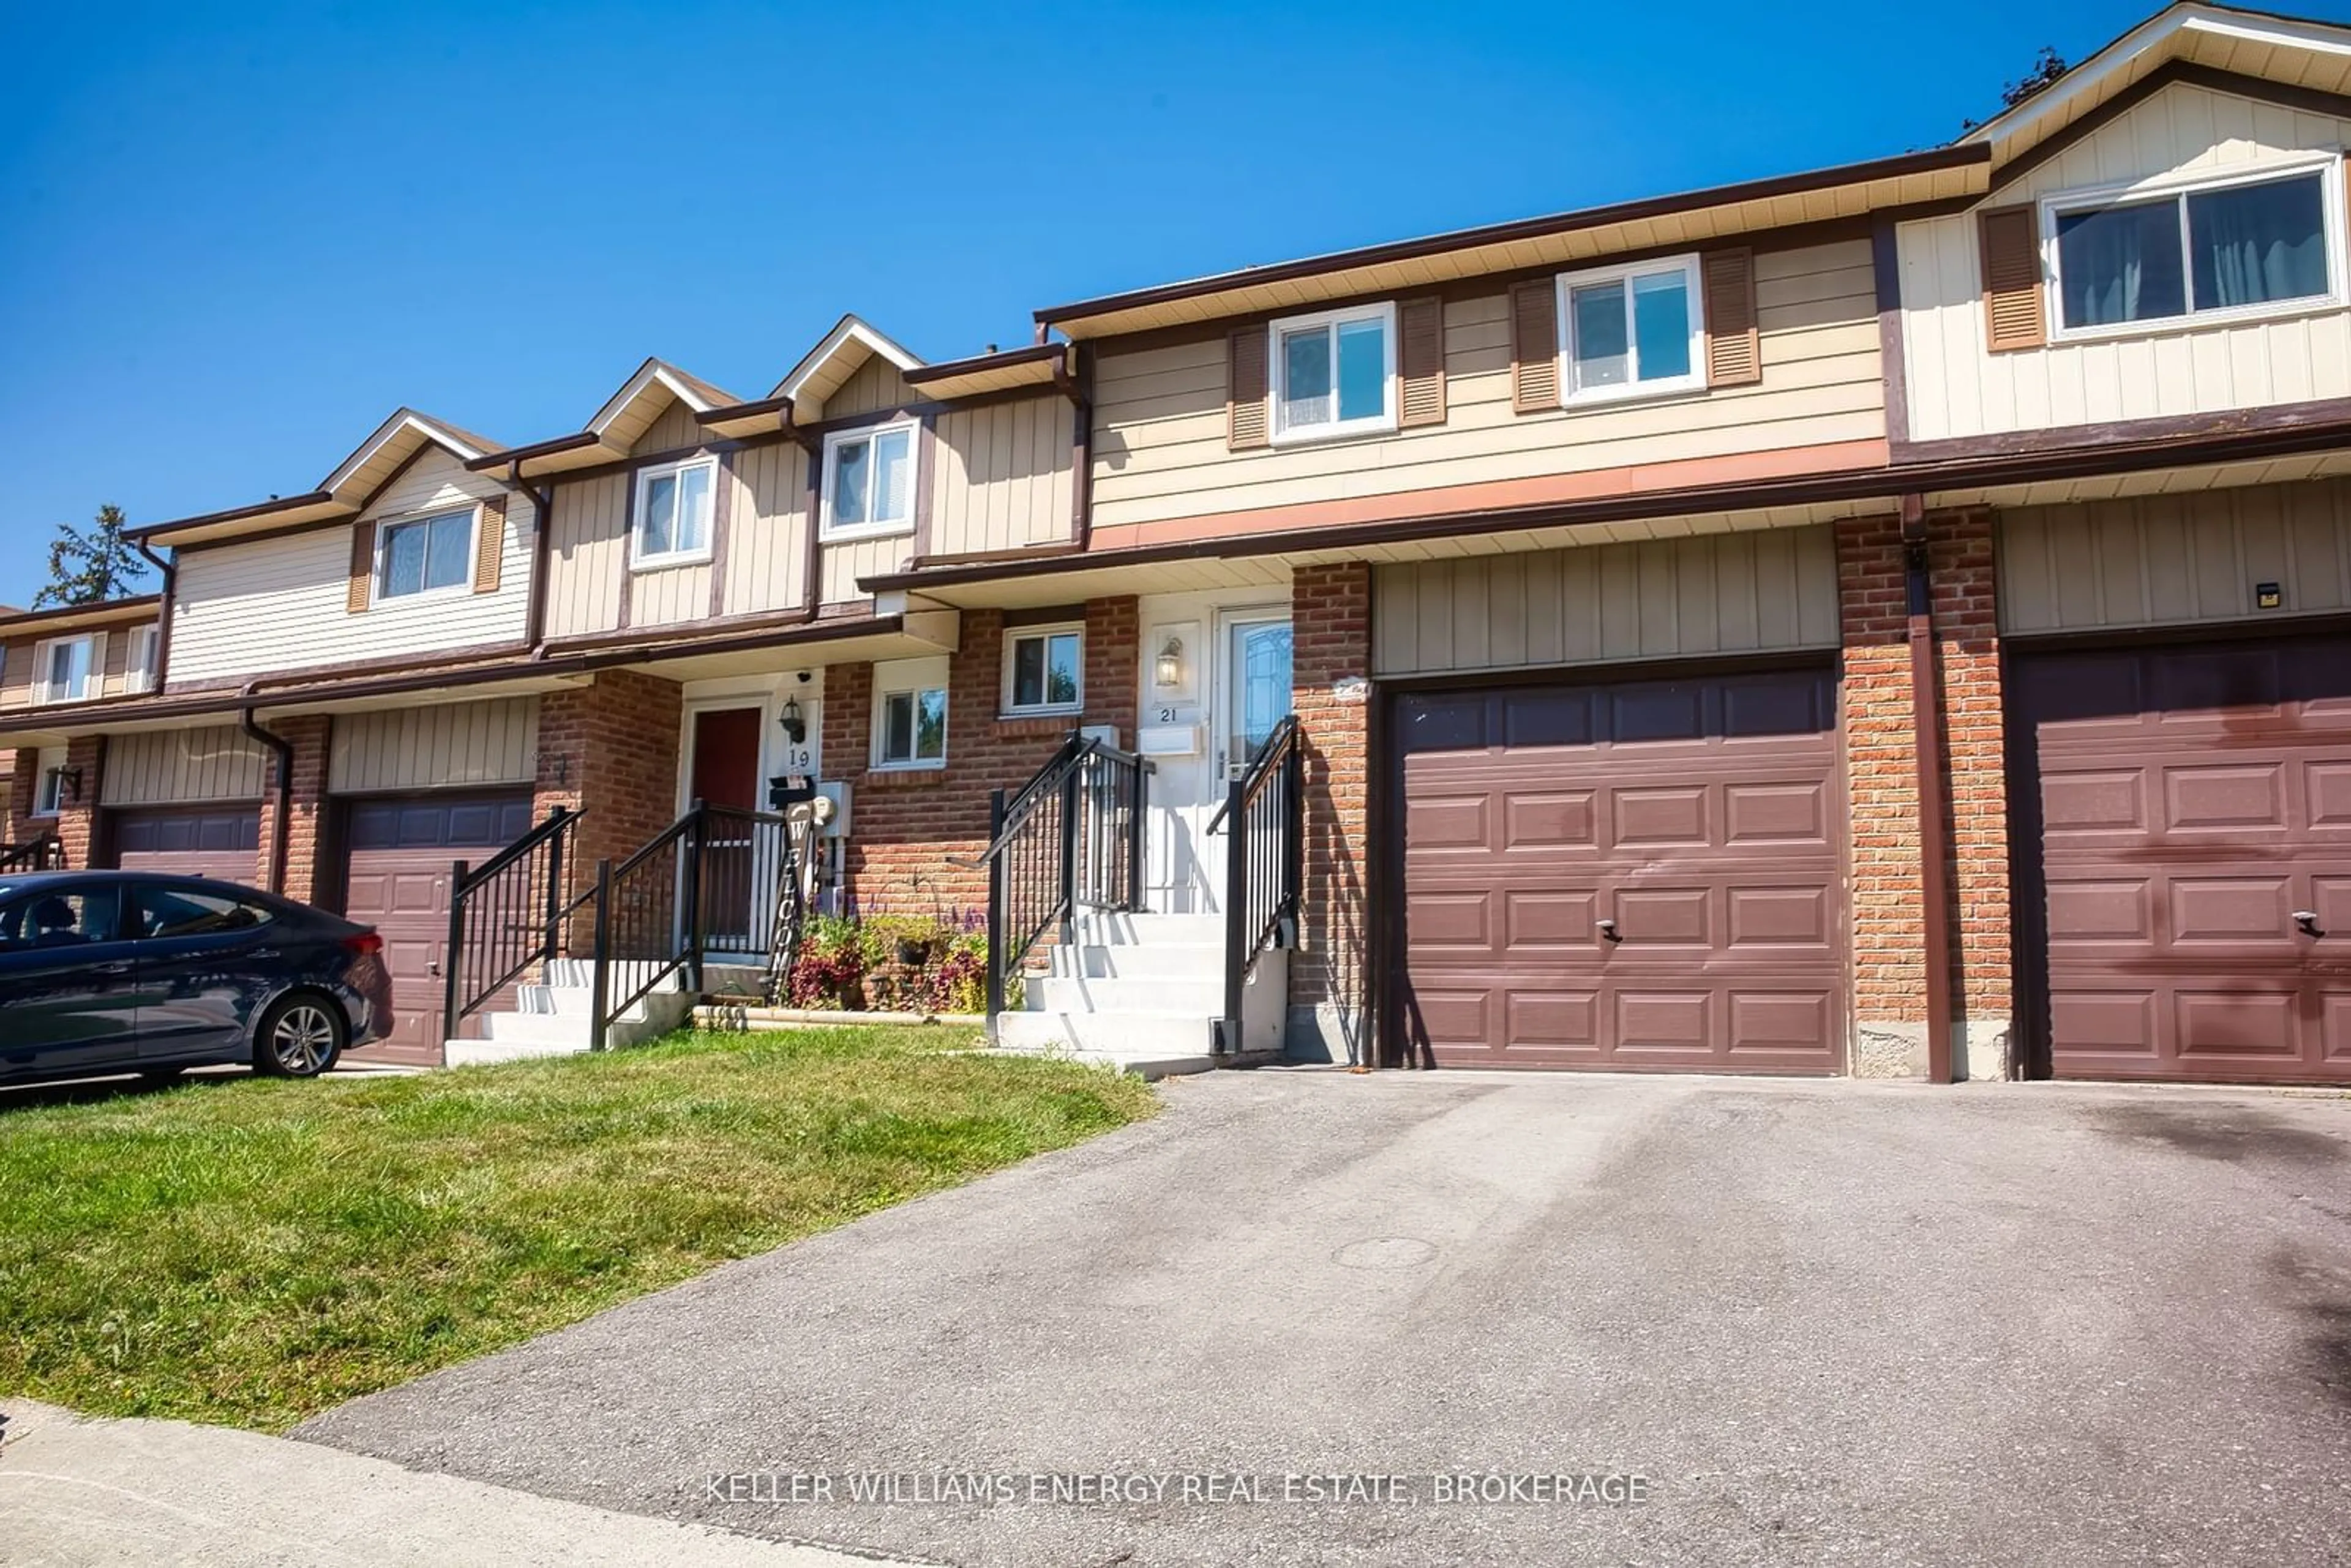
[54,735,105,871]
[4,748,35,845]
[536,669,686,897]
[830,596,1139,917]
[1834,512,2012,1079]
[260,715,330,904]
[1289,563,1372,1062]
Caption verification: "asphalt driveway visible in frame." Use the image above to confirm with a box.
[297,1070,2351,1566]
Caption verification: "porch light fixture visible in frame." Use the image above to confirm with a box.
[779,696,807,744]
[1155,636,1185,689]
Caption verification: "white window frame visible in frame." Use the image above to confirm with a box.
[871,656,948,771]
[125,624,159,695]
[32,632,102,705]
[31,745,67,817]
[1268,301,1399,445]
[820,422,921,543]
[629,456,719,570]
[2039,153,2347,345]
[1554,253,1708,405]
[1001,623,1085,717]
[375,506,481,603]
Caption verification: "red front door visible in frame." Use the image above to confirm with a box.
[691,708,764,811]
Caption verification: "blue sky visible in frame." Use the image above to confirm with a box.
[3,0,2342,599]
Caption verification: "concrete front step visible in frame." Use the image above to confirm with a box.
[1024,974,1227,1016]
[994,1008,1219,1058]
[1047,940,1224,980]
[1070,912,1224,946]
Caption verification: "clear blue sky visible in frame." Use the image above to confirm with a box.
[4,0,2341,599]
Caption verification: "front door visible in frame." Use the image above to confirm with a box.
[1146,606,1292,915]
[689,707,767,955]
[1221,616,1295,783]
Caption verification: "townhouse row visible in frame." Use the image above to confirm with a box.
[7,1,2350,1084]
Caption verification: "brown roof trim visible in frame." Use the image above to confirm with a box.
[1890,394,2351,463]
[0,594,165,634]
[461,432,604,473]
[861,411,2351,593]
[127,492,336,545]
[1032,142,1992,329]
[901,343,1065,385]
[695,394,793,427]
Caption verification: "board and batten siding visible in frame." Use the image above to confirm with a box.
[1374,526,1840,677]
[0,622,151,708]
[929,394,1077,557]
[1089,238,1883,534]
[170,450,533,686]
[328,697,540,793]
[1998,479,2351,634]
[631,399,706,457]
[1898,81,2351,443]
[826,358,913,420]
[100,726,269,806]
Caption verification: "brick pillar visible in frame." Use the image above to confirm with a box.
[534,670,686,941]
[4,748,35,844]
[255,715,330,904]
[1082,595,1140,745]
[1835,512,2012,1079]
[1289,561,1372,1065]
[54,735,105,870]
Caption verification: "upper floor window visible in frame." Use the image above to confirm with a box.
[379,508,476,600]
[126,625,158,694]
[2047,162,2339,337]
[1557,255,1704,402]
[822,423,917,541]
[1271,302,1395,443]
[1003,625,1082,715]
[632,457,716,568]
[33,634,99,705]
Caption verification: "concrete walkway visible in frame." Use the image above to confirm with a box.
[0,1400,921,1567]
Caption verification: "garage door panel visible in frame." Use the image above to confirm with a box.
[2323,994,2351,1061]
[2022,631,2351,1083]
[1398,666,1842,1074]
[111,807,262,884]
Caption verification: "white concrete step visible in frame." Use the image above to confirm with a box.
[1048,941,1225,980]
[541,958,683,992]
[1024,974,1225,1016]
[516,983,670,1019]
[1070,912,1224,947]
[483,1011,596,1046]
[994,1008,1218,1059]
[444,1038,583,1067]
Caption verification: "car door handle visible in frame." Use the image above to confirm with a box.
[89,961,134,979]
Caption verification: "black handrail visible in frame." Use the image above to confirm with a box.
[980,732,1152,1027]
[0,835,67,874]
[1208,715,1303,1056]
[441,807,580,1042]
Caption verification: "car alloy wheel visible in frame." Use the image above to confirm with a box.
[270,1002,339,1075]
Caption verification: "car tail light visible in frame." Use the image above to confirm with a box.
[343,931,385,958]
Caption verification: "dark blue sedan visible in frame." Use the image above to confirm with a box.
[0,871,393,1084]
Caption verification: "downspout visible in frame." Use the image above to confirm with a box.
[1054,341,1093,552]
[238,691,294,897]
[132,539,176,691]
[1902,495,1957,1084]
[503,459,558,656]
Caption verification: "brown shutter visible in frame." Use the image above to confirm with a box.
[473,495,507,595]
[1701,248,1762,388]
[1398,296,1447,427]
[1978,204,2047,352]
[1509,279,1560,413]
[346,520,375,613]
[1227,326,1270,450]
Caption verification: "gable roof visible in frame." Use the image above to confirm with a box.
[467,357,745,478]
[770,315,923,414]
[131,408,503,549]
[1963,4,2351,173]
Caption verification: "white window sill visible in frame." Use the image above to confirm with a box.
[1560,376,1708,410]
[376,582,475,607]
[1000,704,1084,722]
[869,758,947,773]
[1269,418,1397,449]
[32,694,93,708]
[29,810,58,820]
[821,520,916,545]
[629,549,714,573]
[2046,292,2346,347]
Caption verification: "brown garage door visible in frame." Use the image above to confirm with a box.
[1393,666,1844,1073]
[341,793,535,1067]
[2014,632,2351,1084]
[111,806,261,884]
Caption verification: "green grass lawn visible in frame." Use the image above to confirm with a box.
[0,1025,1157,1431]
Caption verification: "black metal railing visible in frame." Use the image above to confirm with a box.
[0,835,67,874]
[977,732,1152,1026]
[441,806,581,1042]
[1206,714,1303,1056]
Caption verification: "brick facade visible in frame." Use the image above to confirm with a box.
[1287,562,1373,1065]
[258,715,330,904]
[1834,512,2012,1080]
[536,669,688,920]
[4,747,35,845]
[827,596,1139,917]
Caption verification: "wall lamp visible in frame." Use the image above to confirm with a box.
[1155,636,1185,689]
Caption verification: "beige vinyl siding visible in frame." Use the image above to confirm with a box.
[629,398,705,457]
[1899,81,2351,443]
[171,451,533,685]
[1089,238,1882,533]
[544,470,630,638]
[631,557,713,629]
[1374,526,1839,677]
[826,357,912,420]
[821,534,913,605]
[929,394,1076,555]
[720,441,811,616]
[328,697,541,793]
[100,726,268,806]
[0,622,154,709]
[1998,479,2351,634]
